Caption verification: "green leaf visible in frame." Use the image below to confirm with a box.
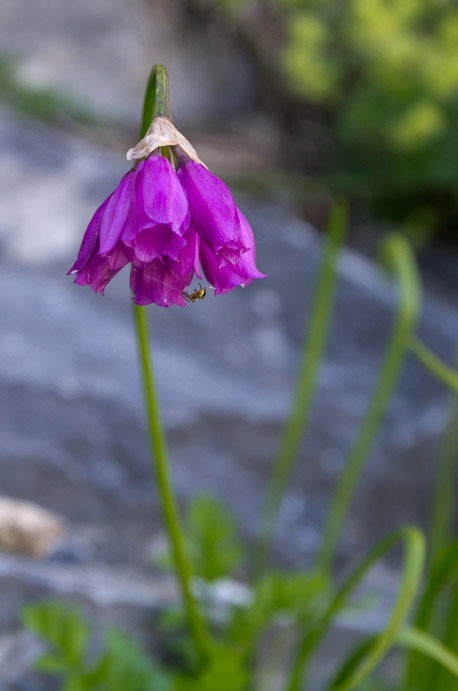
[100,629,171,691]
[226,569,329,667]
[22,601,89,668]
[159,496,243,582]
[251,570,329,628]
[34,653,67,674]
[187,496,243,581]
[174,645,249,691]
[22,602,172,691]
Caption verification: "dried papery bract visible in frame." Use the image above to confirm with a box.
[126,116,206,167]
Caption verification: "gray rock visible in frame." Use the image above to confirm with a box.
[0,497,63,557]
[0,0,255,128]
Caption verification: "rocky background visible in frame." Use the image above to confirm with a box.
[0,1,458,689]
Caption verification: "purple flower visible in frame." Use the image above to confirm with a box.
[69,151,265,307]
[177,160,266,292]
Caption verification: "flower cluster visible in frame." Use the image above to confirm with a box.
[69,150,265,307]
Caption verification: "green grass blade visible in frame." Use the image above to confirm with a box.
[317,235,422,574]
[429,352,458,566]
[404,536,458,689]
[330,627,458,688]
[398,627,458,680]
[410,338,458,396]
[403,352,458,691]
[430,581,458,691]
[251,201,347,578]
[286,526,425,691]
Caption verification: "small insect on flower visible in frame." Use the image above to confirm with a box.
[182,283,206,303]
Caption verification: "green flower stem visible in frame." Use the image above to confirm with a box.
[140,64,171,131]
[316,235,421,574]
[410,336,458,395]
[133,64,209,659]
[133,305,209,658]
[286,526,425,691]
[251,202,347,578]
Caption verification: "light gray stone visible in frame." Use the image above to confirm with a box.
[0,0,255,128]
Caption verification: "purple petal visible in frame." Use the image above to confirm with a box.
[131,224,188,263]
[169,227,200,283]
[194,233,202,280]
[74,241,129,295]
[119,201,139,246]
[136,156,188,232]
[177,161,239,251]
[99,170,135,254]
[200,210,266,295]
[130,259,188,307]
[68,194,112,274]
[233,210,266,278]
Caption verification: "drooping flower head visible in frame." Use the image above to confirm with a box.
[69,92,265,307]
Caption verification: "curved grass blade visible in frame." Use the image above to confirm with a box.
[317,235,422,574]
[410,337,458,396]
[286,526,425,691]
[405,535,458,689]
[251,201,347,578]
[430,581,458,691]
[398,627,458,680]
[330,627,458,688]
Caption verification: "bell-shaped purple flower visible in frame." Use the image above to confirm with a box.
[70,190,131,296]
[177,159,266,288]
[69,148,265,307]
[199,209,266,295]
[69,155,195,307]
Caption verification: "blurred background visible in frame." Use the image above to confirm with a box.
[1,0,458,688]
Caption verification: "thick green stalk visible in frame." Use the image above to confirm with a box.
[133,64,209,659]
[252,202,347,578]
[316,235,422,574]
[134,305,209,657]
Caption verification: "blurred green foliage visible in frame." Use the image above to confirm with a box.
[276,0,458,227]
[22,602,171,691]
[227,570,330,656]
[0,55,104,127]
[158,495,243,582]
[184,496,243,582]
[211,0,458,232]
